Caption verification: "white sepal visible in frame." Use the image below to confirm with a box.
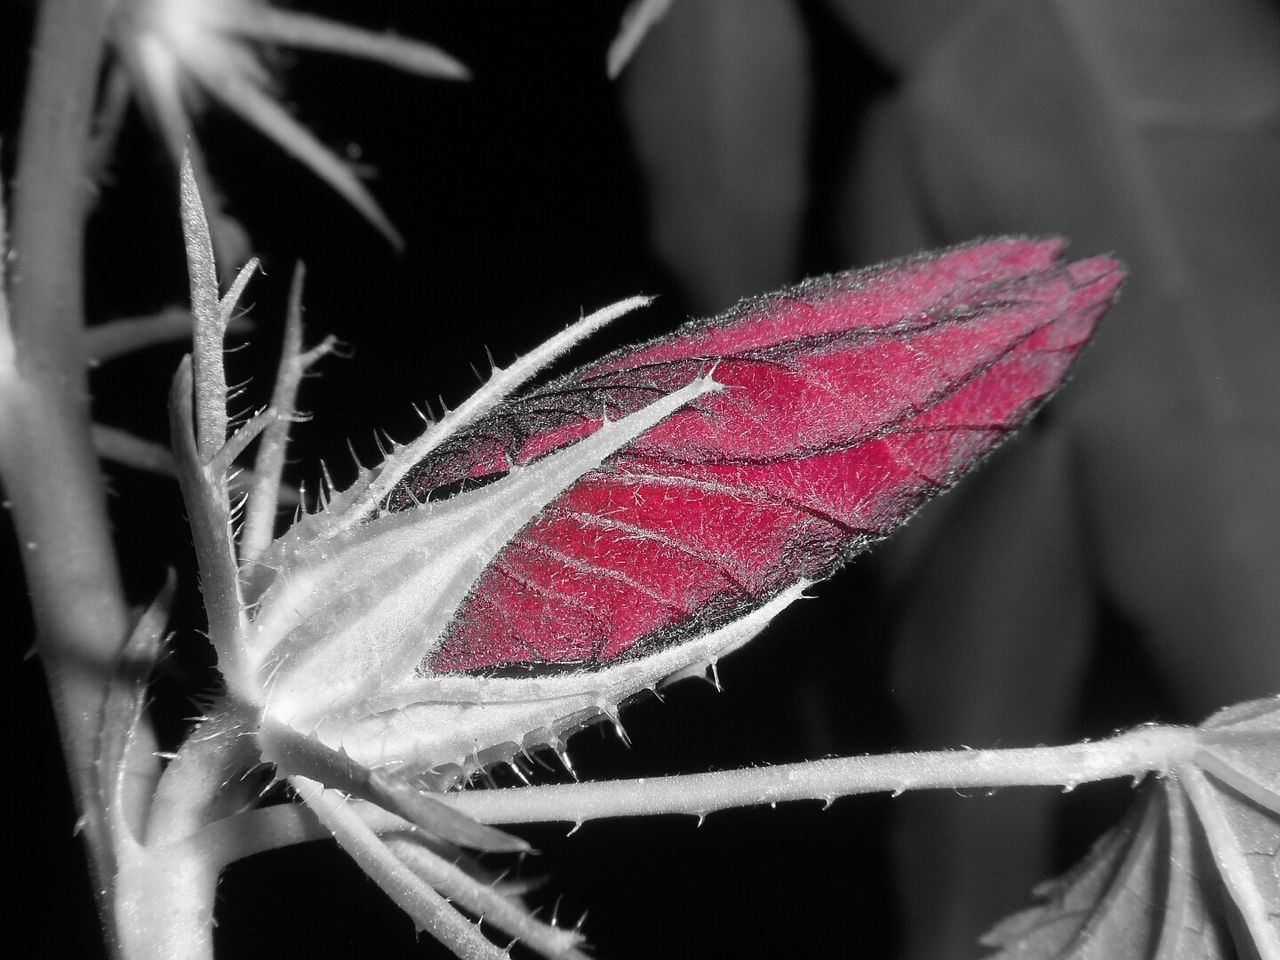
[302,583,807,779]
[250,375,721,726]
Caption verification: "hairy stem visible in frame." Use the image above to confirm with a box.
[1,0,136,950]
[200,724,1202,864]
[114,844,221,960]
[103,710,260,960]
[446,725,1200,825]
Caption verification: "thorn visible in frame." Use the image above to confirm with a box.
[708,659,722,692]
[566,819,583,837]
[529,746,557,774]
[514,752,538,781]
[508,760,530,786]
[550,739,578,781]
[607,711,631,749]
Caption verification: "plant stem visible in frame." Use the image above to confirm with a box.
[113,844,221,960]
[441,724,1200,826]
[2,0,137,950]
[106,714,257,960]
[200,724,1202,864]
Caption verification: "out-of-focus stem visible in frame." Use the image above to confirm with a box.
[10,0,109,359]
[2,0,135,952]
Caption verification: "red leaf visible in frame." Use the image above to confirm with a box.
[394,238,1122,672]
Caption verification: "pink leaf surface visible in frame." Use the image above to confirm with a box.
[393,239,1122,673]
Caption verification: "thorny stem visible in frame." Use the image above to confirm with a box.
[447,724,1203,825]
[196,724,1203,866]
[296,780,515,960]
[104,710,260,960]
[240,262,327,562]
[1,0,136,948]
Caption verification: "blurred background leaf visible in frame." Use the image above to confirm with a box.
[620,0,810,310]
[619,0,1280,956]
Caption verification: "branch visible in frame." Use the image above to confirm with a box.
[240,263,335,562]
[93,422,300,510]
[202,724,1202,865]
[84,308,194,364]
[2,0,132,943]
[93,423,177,475]
[386,834,591,960]
[168,358,251,692]
[84,307,254,366]
[449,725,1202,826]
[293,780,515,960]
[219,258,259,325]
[258,718,529,854]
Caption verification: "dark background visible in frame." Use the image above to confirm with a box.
[10,1,1270,958]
